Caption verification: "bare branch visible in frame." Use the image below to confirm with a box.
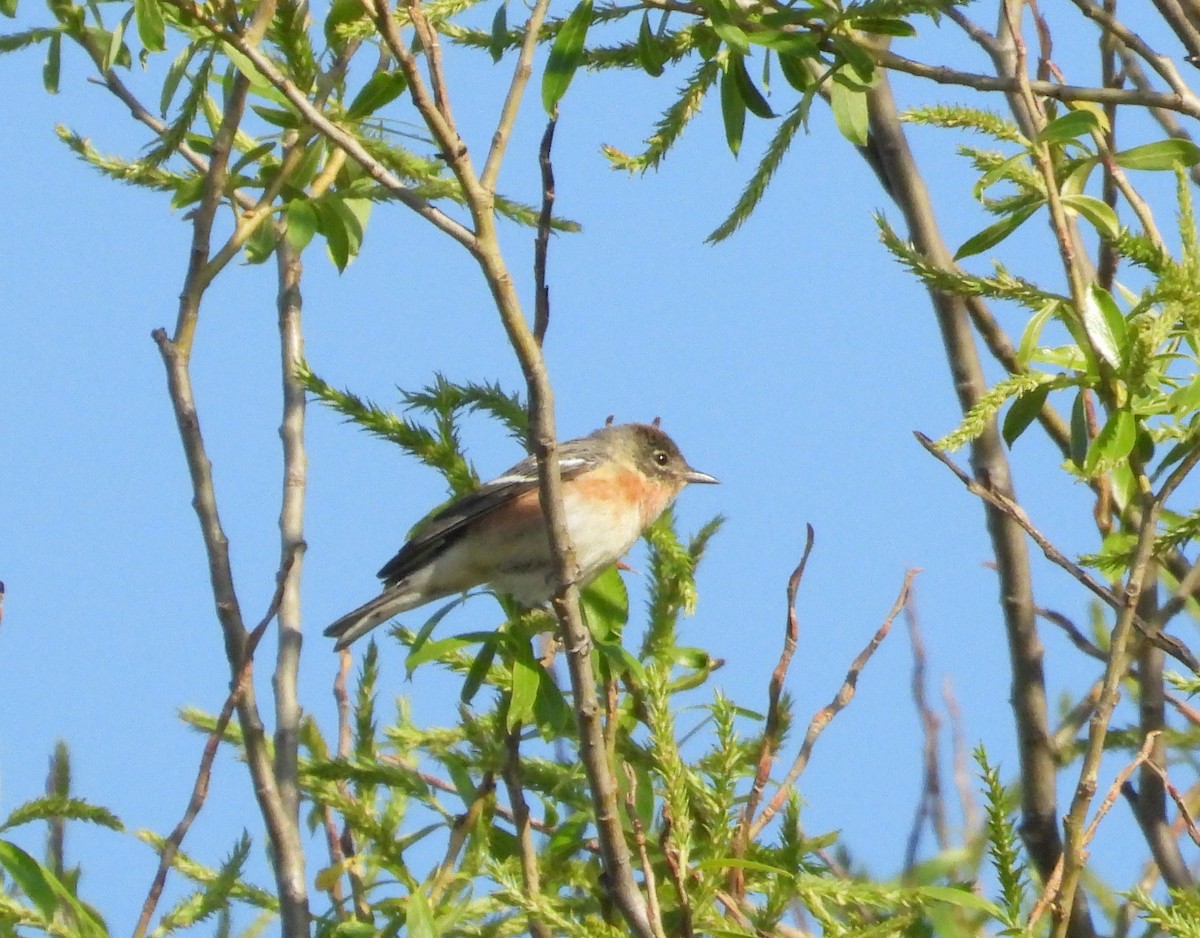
[501,725,553,938]
[134,553,296,938]
[734,527,814,876]
[750,569,913,840]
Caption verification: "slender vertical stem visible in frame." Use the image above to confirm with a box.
[273,229,309,854]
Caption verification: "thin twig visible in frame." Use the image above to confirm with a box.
[1142,759,1200,847]
[502,724,553,938]
[915,432,1200,672]
[750,569,914,840]
[942,678,979,837]
[1030,731,1160,927]
[733,527,814,885]
[134,553,296,938]
[623,766,667,938]
[904,591,947,871]
[871,46,1200,119]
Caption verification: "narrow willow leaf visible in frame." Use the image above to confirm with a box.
[1002,383,1050,447]
[160,42,199,116]
[42,30,59,92]
[850,15,916,37]
[541,0,592,115]
[829,78,868,145]
[637,10,664,77]
[133,0,164,52]
[242,217,278,264]
[730,51,773,118]
[346,70,407,119]
[460,638,497,704]
[580,566,629,642]
[0,841,105,938]
[710,18,749,53]
[507,650,540,730]
[954,202,1039,260]
[1069,391,1089,468]
[251,103,302,129]
[777,51,811,91]
[1061,193,1120,240]
[1016,300,1058,366]
[1112,138,1200,170]
[405,890,438,938]
[720,61,745,156]
[1036,108,1098,145]
[103,7,131,73]
[1082,283,1126,367]
[488,1,506,62]
[0,841,57,919]
[1084,408,1136,474]
[1060,156,1097,197]
[918,885,1004,917]
[830,34,874,85]
[972,151,1029,200]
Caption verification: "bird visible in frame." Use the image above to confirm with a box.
[325,422,718,650]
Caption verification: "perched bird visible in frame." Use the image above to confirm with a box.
[325,422,718,650]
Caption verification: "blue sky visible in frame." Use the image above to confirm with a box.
[0,1,1185,929]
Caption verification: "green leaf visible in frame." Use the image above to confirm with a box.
[1112,138,1200,170]
[829,78,868,145]
[636,11,664,78]
[850,15,916,37]
[1069,391,1089,468]
[777,52,811,92]
[285,200,318,252]
[594,641,646,684]
[0,841,106,938]
[405,630,493,672]
[1002,382,1050,447]
[1016,300,1059,366]
[729,52,773,118]
[1036,108,1099,145]
[460,637,497,704]
[710,18,749,54]
[252,103,303,129]
[720,61,745,156]
[133,0,165,52]
[580,566,629,642]
[507,649,541,730]
[1084,408,1136,474]
[346,70,407,120]
[243,216,278,264]
[488,1,506,63]
[1061,194,1120,240]
[954,201,1039,260]
[918,885,1003,916]
[0,841,58,919]
[405,889,438,938]
[0,0,18,18]
[160,42,198,116]
[1082,283,1126,368]
[103,8,131,73]
[42,30,59,93]
[541,0,592,115]
[695,856,794,877]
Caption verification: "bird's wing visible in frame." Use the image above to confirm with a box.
[376,447,598,585]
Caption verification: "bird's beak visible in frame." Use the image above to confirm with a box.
[684,468,719,485]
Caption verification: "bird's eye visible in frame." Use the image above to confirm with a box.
[654,450,670,466]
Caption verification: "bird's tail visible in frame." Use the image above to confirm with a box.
[324,589,420,651]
